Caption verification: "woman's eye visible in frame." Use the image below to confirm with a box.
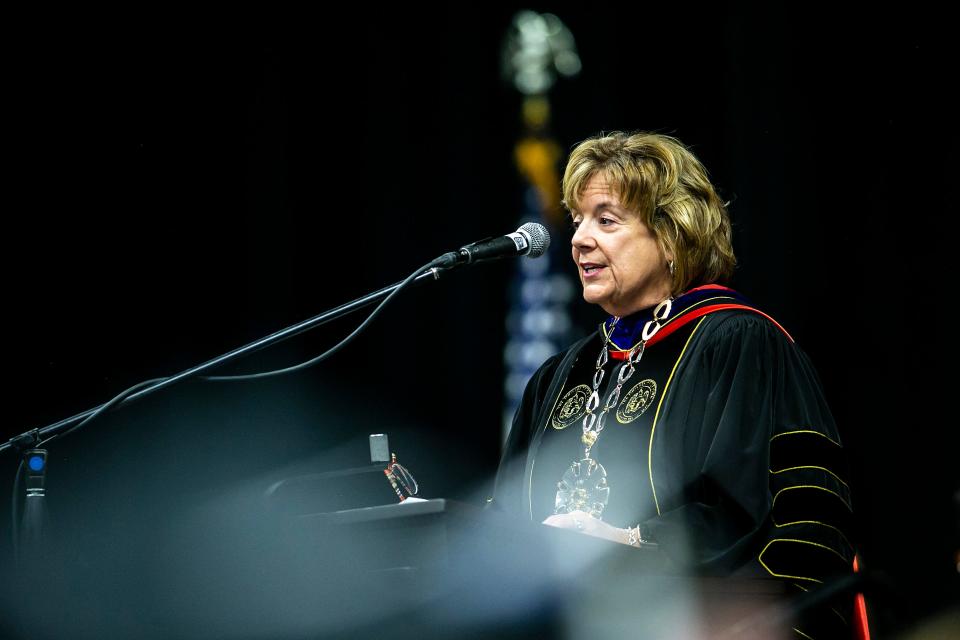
[599,216,613,225]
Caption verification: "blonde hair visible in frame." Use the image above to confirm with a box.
[562,131,736,295]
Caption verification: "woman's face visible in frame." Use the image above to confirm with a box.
[570,174,673,317]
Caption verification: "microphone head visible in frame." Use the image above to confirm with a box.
[518,222,550,258]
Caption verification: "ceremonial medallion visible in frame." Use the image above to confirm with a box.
[554,458,609,518]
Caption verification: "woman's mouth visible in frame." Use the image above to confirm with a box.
[581,263,605,279]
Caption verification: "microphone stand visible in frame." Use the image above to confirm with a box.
[3,262,449,567]
[2,265,447,455]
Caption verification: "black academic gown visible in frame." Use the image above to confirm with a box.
[492,297,855,638]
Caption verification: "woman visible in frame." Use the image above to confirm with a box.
[491,132,854,636]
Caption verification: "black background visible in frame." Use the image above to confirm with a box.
[3,5,956,637]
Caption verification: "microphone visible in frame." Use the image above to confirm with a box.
[432,222,551,269]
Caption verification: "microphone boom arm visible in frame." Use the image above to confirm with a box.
[1,266,447,454]
[2,221,551,453]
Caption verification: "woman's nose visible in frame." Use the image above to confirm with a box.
[571,222,593,250]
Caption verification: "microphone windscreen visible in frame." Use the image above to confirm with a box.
[519,222,550,257]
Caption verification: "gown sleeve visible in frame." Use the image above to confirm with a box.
[642,312,854,586]
[487,352,565,517]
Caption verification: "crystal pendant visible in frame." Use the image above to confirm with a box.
[554,458,610,518]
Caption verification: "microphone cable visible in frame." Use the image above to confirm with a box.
[200,256,442,381]
[8,258,440,553]
[20,256,441,451]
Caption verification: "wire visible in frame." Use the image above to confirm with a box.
[14,259,441,450]
[11,459,23,563]
[201,259,438,381]
[37,377,170,447]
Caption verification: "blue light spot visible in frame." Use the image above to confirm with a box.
[28,456,45,472]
